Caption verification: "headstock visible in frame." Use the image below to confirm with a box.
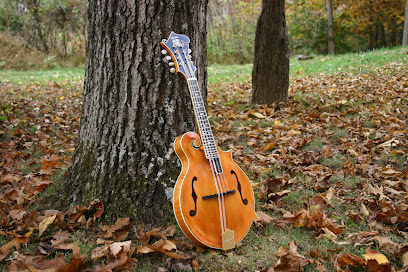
[161,32,196,80]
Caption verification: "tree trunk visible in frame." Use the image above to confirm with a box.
[62,0,208,225]
[27,0,49,52]
[326,0,335,54]
[252,0,289,104]
[403,0,408,46]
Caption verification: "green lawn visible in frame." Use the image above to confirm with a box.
[0,67,84,86]
[1,46,406,86]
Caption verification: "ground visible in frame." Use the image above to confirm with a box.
[0,47,407,271]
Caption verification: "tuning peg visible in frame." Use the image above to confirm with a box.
[165,56,172,61]
[161,49,167,55]
[170,68,176,73]
[169,62,175,66]
[188,49,192,54]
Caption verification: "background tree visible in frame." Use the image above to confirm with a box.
[286,0,406,54]
[61,0,208,225]
[207,0,261,64]
[251,0,289,104]
[0,0,87,57]
[326,0,335,54]
[403,0,408,45]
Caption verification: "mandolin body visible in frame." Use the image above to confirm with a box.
[173,132,258,249]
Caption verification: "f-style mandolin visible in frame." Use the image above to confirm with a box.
[161,32,258,250]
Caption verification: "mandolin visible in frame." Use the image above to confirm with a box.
[161,32,258,250]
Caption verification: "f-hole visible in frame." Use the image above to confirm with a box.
[231,170,248,205]
[189,177,198,216]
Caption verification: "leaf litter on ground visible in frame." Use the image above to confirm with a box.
[0,60,407,271]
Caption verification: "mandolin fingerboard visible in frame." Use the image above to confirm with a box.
[187,78,219,160]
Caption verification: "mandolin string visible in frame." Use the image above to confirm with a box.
[183,49,230,200]
[216,169,228,231]
[182,49,228,234]
[190,79,228,233]
[209,158,227,233]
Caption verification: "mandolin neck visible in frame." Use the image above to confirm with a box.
[187,78,219,160]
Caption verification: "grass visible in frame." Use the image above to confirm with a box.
[0,68,84,85]
[320,155,347,169]
[329,127,349,142]
[303,137,324,151]
[1,46,405,87]
[209,46,407,84]
[290,46,408,80]
[208,64,252,84]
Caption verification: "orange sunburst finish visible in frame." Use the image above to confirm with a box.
[173,132,258,249]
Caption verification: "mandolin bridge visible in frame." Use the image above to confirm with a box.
[202,190,236,200]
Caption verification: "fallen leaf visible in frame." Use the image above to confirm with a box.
[0,236,30,260]
[360,203,369,217]
[91,246,109,260]
[54,242,81,257]
[109,240,132,256]
[335,252,365,266]
[137,245,156,254]
[402,252,408,268]
[263,142,276,151]
[362,248,389,265]
[256,211,273,226]
[38,215,56,237]
[162,240,177,252]
[249,112,266,119]
[372,236,401,256]
[158,225,177,237]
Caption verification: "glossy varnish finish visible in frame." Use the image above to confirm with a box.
[173,132,258,249]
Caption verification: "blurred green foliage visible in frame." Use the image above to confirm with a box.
[0,0,406,66]
[207,0,406,63]
[0,0,87,57]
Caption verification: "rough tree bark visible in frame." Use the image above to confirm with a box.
[61,0,208,225]
[326,0,335,54]
[252,0,289,104]
[403,0,408,46]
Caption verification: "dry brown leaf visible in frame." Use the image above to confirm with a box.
[321,227,337,241]
[158,225,177,237]
[58,253,87,272]
[137,245,156,254]
[101,217,130,238]
[54,242,81,257]
[165,252,198,271]
[91,245,109,260]
[9,210,26,221]
[109,240,132,256]
[162,240,177,252]
[249,112,266,119]
[40,154,61,174]
[325,187,335,201]
[372,236,401,256]
[38,215,56,237]
[335,252,365,266]
[362,248,389,265]
[8,252,66,272]
[402,252,408,268]
[0,236,30,260]
[51,232,72,247]
[255,211,273,226]
[291,209,309,228]
[360,203,369,217]
[269,241,312,272]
